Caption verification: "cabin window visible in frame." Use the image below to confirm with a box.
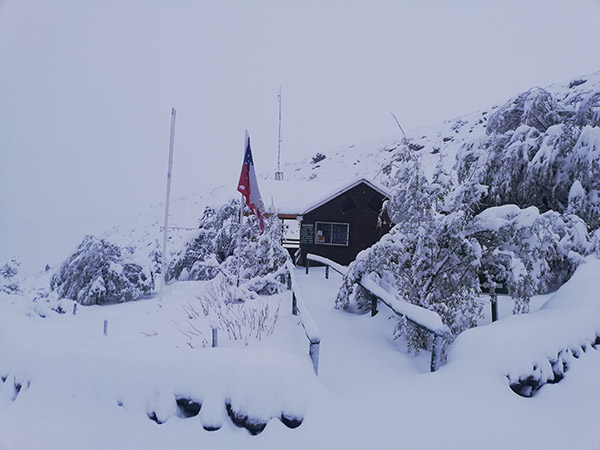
[314,222,349,246]
[338,195,357,214]
[367,194,384,214]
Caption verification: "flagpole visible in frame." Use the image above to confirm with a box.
[236,132,249,286]
[275,87,283,181]
[161,107,176,299]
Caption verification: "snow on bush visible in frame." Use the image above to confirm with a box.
[472,205,591,313]
[168,199,289,295]
[338,138,596,351]
[337,148,483,351]
[50,235,154,305]
[450,257,600,397]
[177,274,280,348]
[0,258,20,294]
[167,201,238,282]
[456,85,600,228]
[486,87,560,135]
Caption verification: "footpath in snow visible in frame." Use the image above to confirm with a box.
[292,266,429,392]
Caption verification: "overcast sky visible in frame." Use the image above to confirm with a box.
[1,0,600,275]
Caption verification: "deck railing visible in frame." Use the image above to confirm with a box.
[285,260,321,375]
[305,253,451,372]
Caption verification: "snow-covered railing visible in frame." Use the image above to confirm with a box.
[359,276,451,372]
[306,253,451,372]
[285,260,321,375]
[305,253,348,278]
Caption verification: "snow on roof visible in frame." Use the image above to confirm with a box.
[260,177,390,217]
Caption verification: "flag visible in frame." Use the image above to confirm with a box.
[237,131,265,232]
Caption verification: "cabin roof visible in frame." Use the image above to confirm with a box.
[260,177,390,217]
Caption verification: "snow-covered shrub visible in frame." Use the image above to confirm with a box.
[456,85,600,228]
[167,202,237,282]
[168,199,289,295]
[574,92,600,128]
[0,258,21,294]
[50,235,154,305]
[338,149,483,351]
[177,274,280,347]
[472,206,590,313]
[486,88,560,135]
[223,214,289,295]
[338,132,598,350]
[337,211,483,352]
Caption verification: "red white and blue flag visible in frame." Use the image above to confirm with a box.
[237,131,265,232]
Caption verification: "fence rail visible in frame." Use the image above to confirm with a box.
[305,253,451,372]
[285,260,321,375]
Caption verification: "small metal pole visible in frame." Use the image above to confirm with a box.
[292,292,298,315]
[305,257,310,275]
[161,107,177,299]
[72,303,77,316]
[103,320,108,336]
[287,273,292,290]
[212,327,218,347]
[325,265,329,279]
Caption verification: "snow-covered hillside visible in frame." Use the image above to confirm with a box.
[91,70,600,279]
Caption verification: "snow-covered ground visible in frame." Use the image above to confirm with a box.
[2,260,600,449]
[3,70,600,449]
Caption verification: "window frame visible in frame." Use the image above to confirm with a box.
[338,194,357,214]
[314,221,350,246]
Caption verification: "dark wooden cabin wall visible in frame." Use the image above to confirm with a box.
[300,182,392,266]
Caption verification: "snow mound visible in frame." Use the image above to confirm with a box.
[450,256,600,396]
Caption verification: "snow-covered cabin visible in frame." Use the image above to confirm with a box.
[261,178,393,266]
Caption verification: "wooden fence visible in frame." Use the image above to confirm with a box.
[285,260,321,375]
[305,253,451,372]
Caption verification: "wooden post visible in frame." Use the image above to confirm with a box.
[292,292,298,316]
[103,320,108,336]
[212,328,218,347]
[491,295,498,322]
[325,265,329,279]
[309,341,320,375]
[72,303,77,316]
[287,273,292,290]
[305,257,310,275]
[370,293,378,317]
[430,334,443,372]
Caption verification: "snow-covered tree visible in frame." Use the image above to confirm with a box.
[337,150,483,350]
[167,201,239,282]
[455,86,600,229]
[50,235,154,305]
[168,199,289,295]
[471,206,589,313]
[337,117,598,349]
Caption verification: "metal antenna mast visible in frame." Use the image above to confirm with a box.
[275,87,284,181]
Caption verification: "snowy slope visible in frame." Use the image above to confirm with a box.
[96,69,600,277]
